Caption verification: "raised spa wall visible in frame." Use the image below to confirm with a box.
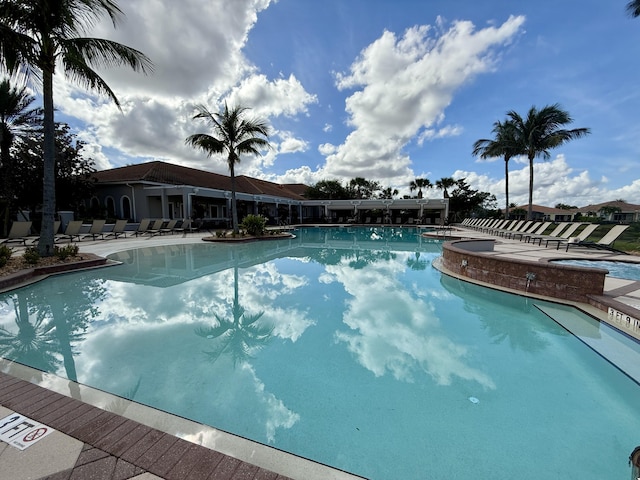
[440,239,607,304]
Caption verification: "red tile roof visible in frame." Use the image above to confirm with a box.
[92,161,308,201]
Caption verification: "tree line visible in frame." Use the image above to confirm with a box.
[305,177,498,222]
[0,79,97,237]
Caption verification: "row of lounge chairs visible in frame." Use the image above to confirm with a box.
[0,218,195,246]
[459,218,630,253]
[336,216,436,225]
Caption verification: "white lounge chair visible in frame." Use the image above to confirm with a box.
[528,222,574,246]
[517,222,552,242]
[554,223,600,250]
[565,224,630,253]
[541,223,586,248]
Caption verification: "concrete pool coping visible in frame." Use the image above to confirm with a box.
[1,226,639,479]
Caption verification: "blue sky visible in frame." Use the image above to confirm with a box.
[50,0,640,207]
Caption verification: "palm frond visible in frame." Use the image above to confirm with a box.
[627,0,640,17]
[63,37,152,74]
[185,133,225,156]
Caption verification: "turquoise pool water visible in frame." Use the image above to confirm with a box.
[551,258,640,281]
[0,226,638,479]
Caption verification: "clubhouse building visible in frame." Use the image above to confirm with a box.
[89,161,450,227]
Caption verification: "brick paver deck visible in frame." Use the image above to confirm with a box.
[0,372,292,480]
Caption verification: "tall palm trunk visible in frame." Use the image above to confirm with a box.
[1,135,12,237]
[39,68,56,256]
[230,162,239,234]
[527,156,534,221]
[504,156,510,219]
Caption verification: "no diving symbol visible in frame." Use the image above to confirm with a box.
[23,427,48,442]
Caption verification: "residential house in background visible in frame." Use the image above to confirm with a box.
[511,201,640,223]
[511,204,576,222]
[573,200,640,223]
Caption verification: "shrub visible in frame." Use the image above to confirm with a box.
[0,245,12,267]
[54,244,79,260]
[23,247,40,265]
[240,215,267,236]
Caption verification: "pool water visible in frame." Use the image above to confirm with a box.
[0,227,638,480]
[551,259,640,281]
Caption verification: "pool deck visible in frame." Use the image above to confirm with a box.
[428,226,640,324]
[1,226,639,480]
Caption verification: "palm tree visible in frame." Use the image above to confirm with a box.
[379,186,398,199]
[472,120,522,219]
[186,103,270,234]
[0,78,40,236]
[409,178,432,199]
[435,177,456,198]
[506,104,590,220]
[0,0,152,256]
[627,0,640,16]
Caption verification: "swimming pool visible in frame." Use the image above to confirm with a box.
[0,226,638,479]
[551,258,640,281]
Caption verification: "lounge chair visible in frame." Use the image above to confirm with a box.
[492,220,524,237]
[133,219,152,237]
[552,223,600,250]
[159,219,179,235]
[55,220,83,242]
[469,218,489,230]
[80,219,106,241]
[103,219,129,239]
[146,219,165,236]
[0,221,33,245]
[528,222,573,246]
[517,222,552,242]
[540,223,584,248]
[565,224,630,253]
[481,219,506,233]
[482,219,509,234]
[503,221,535,239]
[173,219,192,234]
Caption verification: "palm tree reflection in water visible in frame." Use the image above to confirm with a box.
[0,290,59,373]
[195,265,273,367]
[0,278,107,397]
[406,252,428,271]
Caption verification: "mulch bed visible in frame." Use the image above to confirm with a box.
[0,253,107,291]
